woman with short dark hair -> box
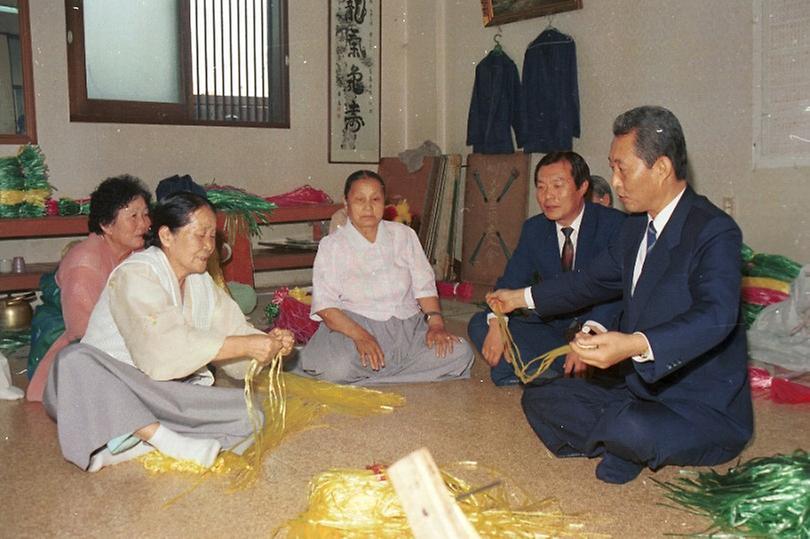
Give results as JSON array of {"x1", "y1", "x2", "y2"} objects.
[{"x1": 27, "y1": 175, "x2": 152, "y2": 402}]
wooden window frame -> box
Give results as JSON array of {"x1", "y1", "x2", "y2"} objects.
[
  {"x1": 0, "y1": 0, "x2": 37, "y2": 144},
  {"x1": 64, "y1": 0, "x2": 289, "y2": 128}
]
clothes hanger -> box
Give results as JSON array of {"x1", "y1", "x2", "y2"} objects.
[
  {"x1": 492, "y1": 26, "x2": 504, "y2": 55},
  {"x1": 533, "y1": 15, "x2": 571, "y2": 46}
]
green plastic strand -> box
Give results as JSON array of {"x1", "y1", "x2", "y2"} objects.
[
  {"x1": 657, "y1": 451, "x2": 810, "y2": 538},
  {"x1": 0, "y1": 330, "x2": 31, "y2": 354},
  {"x1": 205, "y1": 186, "x2": 276, "y2": 237},
  {"x1": 16, "y1": 144, "x2": 48, "y2": 184},
  {"x1": 741, "y1": 244, "x2": 802, "y2": 284}
]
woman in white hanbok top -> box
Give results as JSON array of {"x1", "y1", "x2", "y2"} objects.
[{"x1": 44, "y1": 192, "x2": 294, "y2": 471}]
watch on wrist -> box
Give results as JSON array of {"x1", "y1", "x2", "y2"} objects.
[{"x1": 423, "y1": 311, "x2": 443, "y2": 322}]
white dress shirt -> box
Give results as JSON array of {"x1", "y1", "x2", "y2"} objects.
[{"x1": 524, "y1": 205, "x2": 585, "y2": 309}]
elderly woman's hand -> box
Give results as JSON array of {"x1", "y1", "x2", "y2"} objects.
[
  {"x1": 221, "y1": 333, "x2": 292, "y2": 367},
  {"x1": 353, "y1": 330, "x2": 385, "y2": 371},
  {"x1": 425, "y1": 326, "x2": 462, "y2": 358},
  {"x1": 268, "y1": 328, "x2": 295, "y2": 357}
]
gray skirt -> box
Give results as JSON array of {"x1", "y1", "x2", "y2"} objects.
[
  {"x1": 43, "y1": 343, "x2": 255, "y2": 471},
  {"x1": 293, "y1": 311, "x2": 474, "y2": 385}
]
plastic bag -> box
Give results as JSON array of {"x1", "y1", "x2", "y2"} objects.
[
  {"x1": 747, "y1": 264, "x2": 810, "y2": 372},
  {"x1": 265, "y1": 185, "x2": 332, "y2": 206},
  {"x1": 27, "y1": 271, "x2": 65, "y2": 379},
  {"x1": 273, "y1": 296, "x2": 319, "y2": 344}
]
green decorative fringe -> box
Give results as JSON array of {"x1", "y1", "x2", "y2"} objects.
[
  {"x1": 0, "y1": 204, "x2": 21, "y2": 218},
  {"x1": 742, "y1": 303, "x2": 765, "y2": 329},
  {"x1": 264, "y1": 302, "x2": 280, "y2": 323},
  {"x1": 17, "y1": 203, "x2": 46, "y2": 217},
  {"x1": 0, "y1": 329, "x2": 31, "y2": 354},
  {"x1": 17, "y1": 144, "x2": 49, "y2": 189},
  {"x1": 57, "y1": 197, "x2": 88, "y2": 216},
  {"x1": 741, "y1": 243, "x2": 802, "y2": 284},
  {"x1": 0, "y1": 156, "x2": 24, "y2": 189},
  {"x1": 657, "y1": 450, "x2": 810, "y2": 538},
  {"x1": 206, "y1": 185, "x2": 276, "y2": 237}
]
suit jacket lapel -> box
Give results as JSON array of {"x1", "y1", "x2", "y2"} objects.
[
  {"x1": 574, "y1": 203, "x2": 596, "y2": 269},
  {"x1": 538, "y1": 216, "x2": 561, "y2": 278},
  {"x1": 625, "y1": 186, "x2": 694, "y2": 330}
]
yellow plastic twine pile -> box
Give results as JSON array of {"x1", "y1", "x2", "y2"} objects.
[
  {"x1": 278, "y1": 461, "x2": 604, "y2": 538},
  {"x1": 492, "y1": 309, "x2": 571, "y2": 384},
  {"x1": 140, "y1": 359, "x2": 405, "y2": 498}
]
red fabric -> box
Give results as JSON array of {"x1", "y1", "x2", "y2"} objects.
[
  {"x1": 741, "y1": 286, "x2": 789, "y2": 306},
  {"x1": 265, "y1": 185, "x2": 332, "y2": 206},
  {"x1": 273, "y1": 296, "x2": 319, "y2": 344},
  {"x1": 771, "y1": 377, "x2": 810, "y2": 404},
  {"x1": 436, "y1": 280, "x2": 474, "y2": 300},
  {"x1": 748, "y1": 367, "x2": 773, "y2": 390},
  {"x1": 748, "y1": 366, "x2": 810, "y2": 404},
  {"x1": 216, "y1": 212, "x2": 254, "y2": 287},
  {"x1": 383, "y1": 205, "x2": 398, "y2": 221}
]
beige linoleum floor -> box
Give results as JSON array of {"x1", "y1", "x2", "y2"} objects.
[{"x1": 1, "y1": 293, "x2": 809, "y2": 538}]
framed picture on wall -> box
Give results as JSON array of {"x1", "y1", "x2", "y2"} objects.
[
  {"x1": 328, "y1": 0, "x2": 381, "y2": 164},
  {"x1": 480, "y1": 0, "x2": 583, "y2": 27}
]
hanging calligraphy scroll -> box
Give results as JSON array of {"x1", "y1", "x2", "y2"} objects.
[{"x1": 328, "y1": 0, "x2": 381, "y2": 164}]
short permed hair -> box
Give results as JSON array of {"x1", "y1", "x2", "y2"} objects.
[{"x1": 88, "y1": 174, "x2": 152, "y2": 235}]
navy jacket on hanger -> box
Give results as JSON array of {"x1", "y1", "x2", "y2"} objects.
[
  {"x1": 521, "y1": 28, "x2": 580, "y2": 153},
  {"x1": 466, "y1": 50, "x2": 524, "y2": 154}
]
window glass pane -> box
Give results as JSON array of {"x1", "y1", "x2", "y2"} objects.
[
  {"x1": 0, "y1": 34, "x2": 15, "y2": 132},
  {"x1": 84, "y1": 0, "x2": 182, "y2": 103},
  {"x1": 190, "y1": 0, "x2": 285, "y2": 123}
]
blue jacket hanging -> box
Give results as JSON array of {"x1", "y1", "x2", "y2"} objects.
[
  {"x1": 466, "y1": 50, "x2": 524, "y2": 154},
  {"x1": 521, "y1": 28, "x2": 580, "y2": 153}
]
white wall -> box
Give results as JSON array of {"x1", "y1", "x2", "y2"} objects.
[
  {"x1": 0, "y1": 1, "x2": 410, "y2": 279},
  {"x1": 2, "y1": 0, "x2": 809, "y2": 270},
  {"x1": 428, "y1": 0, "x2": 809, "y2": 263}
]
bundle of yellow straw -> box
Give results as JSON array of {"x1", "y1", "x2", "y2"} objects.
[{"x1": 278, "y1": 462, "x2": 603, "y2": 538}]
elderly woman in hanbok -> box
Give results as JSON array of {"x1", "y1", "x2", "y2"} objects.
[
  {"x1": 44, "y1": 192, "x2": 294, "y2": 471},
  {"x1": 27, "y1": 175, "x2": 152, "y2": 402},
  {"x1": 296, "y1": 170, "x2": 474, "y2": 385}
]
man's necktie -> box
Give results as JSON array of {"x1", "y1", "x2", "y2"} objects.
[
  {"x1": 646, "y1": 221, "x2": 657, "y2": 254},
  {"x1": 561, "y1": 226, "x2": 574, "y2": 272}
]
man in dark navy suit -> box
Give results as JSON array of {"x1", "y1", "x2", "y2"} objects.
[
  {"x1": 467, "y1": 151, "x2": 625, "y2": 385},
  {"x1": 488, "y1": 106, "x2": 753, "y2": 483}
]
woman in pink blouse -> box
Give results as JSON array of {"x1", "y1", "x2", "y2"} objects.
[
  {"x1": 296, "y1": 170, "x2": 474, "y2": 385},
  {"x1": 26, "y1": 175, "x2": 152, "y2": 402}
]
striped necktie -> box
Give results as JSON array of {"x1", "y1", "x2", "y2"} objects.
[{"x1": 646, "y1": 221, "x2": 657, "y2": 254}]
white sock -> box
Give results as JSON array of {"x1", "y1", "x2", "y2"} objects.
[
  {"x1": 87, "y1": 441, "x2": 154, "y2": 472},
  {"x1": 146, "y1": 425, "x2": 221, "y2": 468}
]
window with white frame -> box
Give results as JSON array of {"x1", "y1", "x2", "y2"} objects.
[{"x1": 753, "y1": 0, "x2": 810, "y2": 168}]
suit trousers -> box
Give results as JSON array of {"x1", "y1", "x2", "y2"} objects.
[{"x1": 521, "y1": 376, "x2": 746, "y2": 470}]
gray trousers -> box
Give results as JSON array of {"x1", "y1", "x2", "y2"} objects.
[
  {"x1": 293, "y1": 312, "x2": 474, "y2": 385},
  {"x1": 44, "y1": 343, "x2": 255, "y2": 470}
]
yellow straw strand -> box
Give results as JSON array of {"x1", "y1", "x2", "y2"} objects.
[{"x1": 492, "y1": 309, "x2": 571, "y2": 384}]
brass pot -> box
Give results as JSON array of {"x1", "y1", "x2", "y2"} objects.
[{"x1": 0, "y1": 292, "x2": 35, "y2": 331}]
